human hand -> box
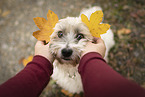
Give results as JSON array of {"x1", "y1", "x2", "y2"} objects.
[
  {"x1": 81, "y1": 37, "x2": 106, "y2": 58},
  {"x1": 35, "y1": 41, "x2": 54, "y2": 63}
]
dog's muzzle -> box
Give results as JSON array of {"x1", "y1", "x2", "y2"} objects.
[{"x1": 61, "y1": 48, "x2": 73, "y2": 60}]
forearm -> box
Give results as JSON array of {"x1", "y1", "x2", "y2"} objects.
[
  {"x1": 79, "y1": 52, "x2": 145, "y2": 97},
  {"x1": 0, "y1": 55, "x2": 53, "y2": 97}
]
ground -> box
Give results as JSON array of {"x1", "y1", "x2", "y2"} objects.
[{"x1": 0, "y1": 0, "x2": 145, "y2": 97}]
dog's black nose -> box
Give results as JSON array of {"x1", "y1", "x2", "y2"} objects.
[{"x1": 61, "y1": 48, "x2": 73, "y2": 57}]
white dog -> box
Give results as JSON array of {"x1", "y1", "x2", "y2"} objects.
[{"x1": 49, "y1": 6, "x2": 115, "y2": 94}]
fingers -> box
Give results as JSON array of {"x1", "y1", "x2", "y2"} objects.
[
  {"x1": 91, "y1": 37, "x2": 98, "y2": 44},
  {"x1": 96, "y1": 38, "x2": 104, "y2": 44},
  {"x1": 36, "y1": 41, "x2": 44, "y2": 45},
  {"x1": 93, "y1": 37, "x2": 99, "y2": 42},
  {"x1": 92, "y1": 37, "x2": 104, "y2": 44},
  {"x1": 36, "y1": 41, "x2": 51, "y2": 48}
]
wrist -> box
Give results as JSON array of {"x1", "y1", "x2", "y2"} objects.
[
  {"x1": 81, "y1": 51, "x2": 103, "y2": 58},
  {"x1": 35, "y1": 54, "x2": 54, "y2": 64}
]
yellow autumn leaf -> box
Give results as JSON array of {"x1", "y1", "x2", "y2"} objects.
[
  {"x1": 81, "y1": 14, "x2": 90, "y2": 28},
  {"x1": 117, "y1": 28, "x2": 131, "y2": 35},
  {"x1": 22, "y1": 55, "x2": 33, "y2": 67},
  {"x1": 117, "y1": 28, "x2": 131, "y2": 39},
  {"x1": 61, "y1": 89, "x2": 73, "y2": 97},
  {"x1": 33, "y1": 10, "x2": 59, "y2": 43},
  {"x1": 47, "y1": 10, "x2": 59, "y2": 27},
  {"x1": 33, "y1": 17, "x2": 47, "y2": 30},
  {"x1": 81, "y1": 11, "x2": 110, "y2": 38}
]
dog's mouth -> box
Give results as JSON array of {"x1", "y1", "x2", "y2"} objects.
[
  {"x1": 56, "y1": 56, "x2": 79, "y2": 65},
  {"x1": 62, "y1": 57, "x2": 71, "y2": 61}
]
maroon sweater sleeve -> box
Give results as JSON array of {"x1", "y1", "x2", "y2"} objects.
[
  {"x1": 0, "y1": 55, "x2": 53, "y2": 97},
  {"x1": 78, "y1": 52, "x2": 145, "y2": 97}
]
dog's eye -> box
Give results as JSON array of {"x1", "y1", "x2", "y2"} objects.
[
  {"x1": 58, "y1": 31, "x2": 63, "y2": 38},
  {"x1": 76, "y1": 34, "x2": 84, "y2": 40}
]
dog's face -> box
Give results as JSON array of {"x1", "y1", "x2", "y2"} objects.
[{"x1": 49, "y1": 17, "x2": 93, "y2": 65}]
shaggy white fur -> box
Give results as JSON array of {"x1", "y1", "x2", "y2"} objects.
[{"x1": 50, "y1": 6, "x2": 115, "y2": 94}]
